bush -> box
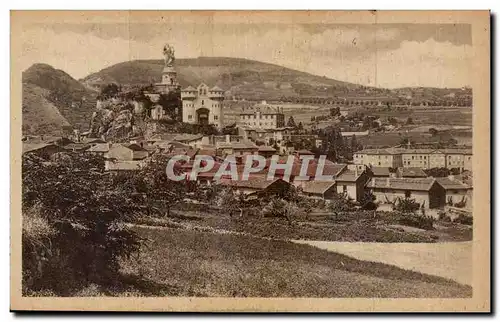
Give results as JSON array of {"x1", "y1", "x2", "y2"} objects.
[
  {"x1": 393, "y1": 197, "x2": 420, "y2": 213},
  {"x1": 438, "y1": 211, "x2": 452, "y2": 222},
  {"x1": 22, "y1": 153, "x2": 142, "y2": 295},
  {"x1": 453, "y1": 214, "x2": 473, "y2": 226},
  {"x1": 396, "y1": 213, "x2": 435, "y2": 230}
]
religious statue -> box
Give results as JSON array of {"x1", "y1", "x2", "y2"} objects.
[{"x1": 163, "y1": 44, "x2": 175, "y2": 67}]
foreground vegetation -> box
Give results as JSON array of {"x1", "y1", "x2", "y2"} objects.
[
  {"x1": 116, "y1": 226, "x2": 471, "y2": 298},
  {"x1": 22, "y1": 152, "x2": 472, "y2": 297}
]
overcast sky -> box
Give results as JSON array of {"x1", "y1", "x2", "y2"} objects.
[{"x1": 20, "y1": 22, "x2": 472, "y2": 88}]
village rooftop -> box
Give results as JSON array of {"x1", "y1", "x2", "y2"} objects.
[{"x1": 166, "y1": 154, "x2": 338, "y2": 182}]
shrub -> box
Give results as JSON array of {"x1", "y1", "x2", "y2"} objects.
[
  {"x1": 22, "y1": 153, "x2": 142, "y2": 295},
  {"x1": 396, "y1": 213, "x2": 435, "y2": 230},
  {"x1": 393, "y1": 197, "x2": 420, "y2": 213},
  {"x1": 453, "y1": 214, "x2": 473, "y2": 226},
  {"x1": 438, "y1": 211, "x2": 452, "y2": 222}
]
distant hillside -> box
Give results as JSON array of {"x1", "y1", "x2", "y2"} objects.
[
  {"x1": 22, "y1": 64, "x2": 97, "y2": 134},
  {"x1": 82, "y1": 57, "x2": 361, "y2": 101},
  {"x1": 82, "y1": 57, "x2": 472, "y2": 105}
]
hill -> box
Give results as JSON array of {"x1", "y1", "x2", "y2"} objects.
[
  {"x1": 22, "y1": 64, "x2": 97, "y2": 134},
  {"x1": 82, "y1": 57, "x2": 362, "y2": 101}
]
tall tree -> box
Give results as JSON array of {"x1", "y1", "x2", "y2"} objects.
[{"x1": 287, "y1": 116, "x2": 297, "y2": 128}]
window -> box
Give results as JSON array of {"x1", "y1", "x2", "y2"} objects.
[
  {"x1": 378, "y1": 162, "x2": 381, "y2": 166},
  {"x1": 202, "y1": 100, "x2": 204, "y2": 106},
  {"x1": 424, "y1": 156, "x2": 427, "y2": 159},
  {"x1": 343, "y1": 185, "x2": 347, "y2": 192},
  {"x1": 188, "y1": 115, "x2": 192, "y2": 120},
  {"x1": 419, "y1": 156, "x2": 422, "y2": 159},
  {"x1": 405, "y1": 191, "x2": 411, "y2": 198},
  {"x1": 214, "y1": 115, "x2": 218, "y2": 120},
  {"x1": 412, "y1": 156, "x2": 414, "y2": 160}
]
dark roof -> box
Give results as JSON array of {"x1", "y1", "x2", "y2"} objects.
[
  {"x1": 435, "y1": 177, "x2": 472, "y2": 190},
  {"x1": 23, "y1": 143, "x2": 58, "y2": 154},
  {"x1": 366, "y1": 178, "x2": 436, "y2": 191}
]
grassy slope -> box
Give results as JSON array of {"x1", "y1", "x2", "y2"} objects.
[
  {"x1": 22, "y1": 83, "x2": 71, "y2": 135},
  {"x1": 118, "y1": 226, "x2": 471, "y2": 298},
  {"x1": 22, "y1": 64, "x2": 97, "y2": 133}
]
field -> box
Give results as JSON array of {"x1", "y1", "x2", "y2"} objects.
[{"x1": 113, "y1": 226, "x2": 471, "y2": 298}]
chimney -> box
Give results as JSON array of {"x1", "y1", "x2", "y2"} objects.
[
  {"x1": 354, "y1": 167, "x2": 358, "y2": 177},
  {"x1": 386, "y1": 177, "x2": 390, "y2": 187},
  {"x1": 225, "y1": 134, "x2": 231, "y2": 143},
  {"x1": 407, "y1": 141, "x2": 411, "y2": 149}
]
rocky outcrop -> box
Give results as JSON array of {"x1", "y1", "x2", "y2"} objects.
[{"x1": 88, "y1": 98, "x2": 147, "y2": 141}]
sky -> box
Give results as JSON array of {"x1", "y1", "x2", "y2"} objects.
[{"x1": 20, "y1": 22, "x2": 473, "y2": 88}]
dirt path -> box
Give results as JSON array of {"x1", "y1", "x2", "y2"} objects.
[{"x1": 292, "y1": 240, "x2": 472, "y2": 286}]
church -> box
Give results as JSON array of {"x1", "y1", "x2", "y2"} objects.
[
  {"x1": 147, "y1": 44, "x2": 225, "y2": 127},
  {"x1": 181, "y1": 83, "x2": 225, "y2": 128}
]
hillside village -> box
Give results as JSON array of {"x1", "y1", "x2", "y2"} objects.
[
  {"x1": 23, "y1": 44, "x2": 473, "y2": 216},
  {"x1": 21, "y1": 44, "x2": 474, "y2": 298}
]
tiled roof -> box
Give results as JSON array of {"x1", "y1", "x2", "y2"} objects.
[
  {"x1": 356, "y1": 148, "x2": 406, "y2": 155},
  {"x1": 173, "y1": 134, "x2": 204, "y2": 142},
  {"x1": 435, "y1": 177, "x2": 472, "y2": 190},
  {"x1": 23, "y1": 143, "x2": 57, "y2": 154},
  {"x1": 217, "y1": 140, "x2": 258, "y2": 150},
  {"x1": 401, "y1": 149, "x2": 436, "y2": 154},
  {"x1": 366, "y1": 178, "x2": 436, "y2": 191},
  {"x1": 87, "y1": 143, "x2": 110, "y2": 153},
  {"x1": 371, "y1": 166, "x2": 391, "y2": 177},
  {"x1": 181, "y1": 86, "x2": 196, "y2": 91},
  {"x1": 336, "y1": 170, "x2": 363, "y2": 182},
  {"x1": 124, "y1": 143, "x2": 147, "y2": 151},
  {"x1": 302, "y1": 181, "x2": 336, "y2": 194},
  {"x1": 398, "y1": 167, "x2": 428, "y2": 177},
  {"x1": 63, "y1": 143, "x2": 90, "y2": 151}
]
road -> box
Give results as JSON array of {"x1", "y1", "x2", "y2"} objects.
[{"x1": 292, "y1": 240, "x2": 472, "y2": 286}]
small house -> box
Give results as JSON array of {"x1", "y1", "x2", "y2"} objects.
[
  {"x1": 301, "y1": 181, "x2": 337, "y2": 200},
  {"x1": 335, "y1": 169, "x2": 369, "y2": 201},
  {"x1": 366, "y1": 177, "x2": 446, "y2": 209}
]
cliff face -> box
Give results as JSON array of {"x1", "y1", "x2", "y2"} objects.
[{"x1": 88, "y1": 99, "x2": 147, "y2": 141}]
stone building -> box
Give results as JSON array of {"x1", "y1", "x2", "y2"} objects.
[
  {"x1": 181, "y1": 83, "x2": 225, "y2": 128},
  {"x1": 239, "y1": 101, "x2": 285, "y2": 130}
]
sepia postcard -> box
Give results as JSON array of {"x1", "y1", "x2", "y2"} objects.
[{"x1": 10, "y1": 10, "x2": 490, "y2": 312}]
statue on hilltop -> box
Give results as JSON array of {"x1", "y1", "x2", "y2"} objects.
[{"x1": 163, "y1": 44, "x2": 175, "y2": 67}]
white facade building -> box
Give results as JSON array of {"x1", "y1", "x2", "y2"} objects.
[{"x1": 181, "y1": 83, "x2": 225, "y2": 128}]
